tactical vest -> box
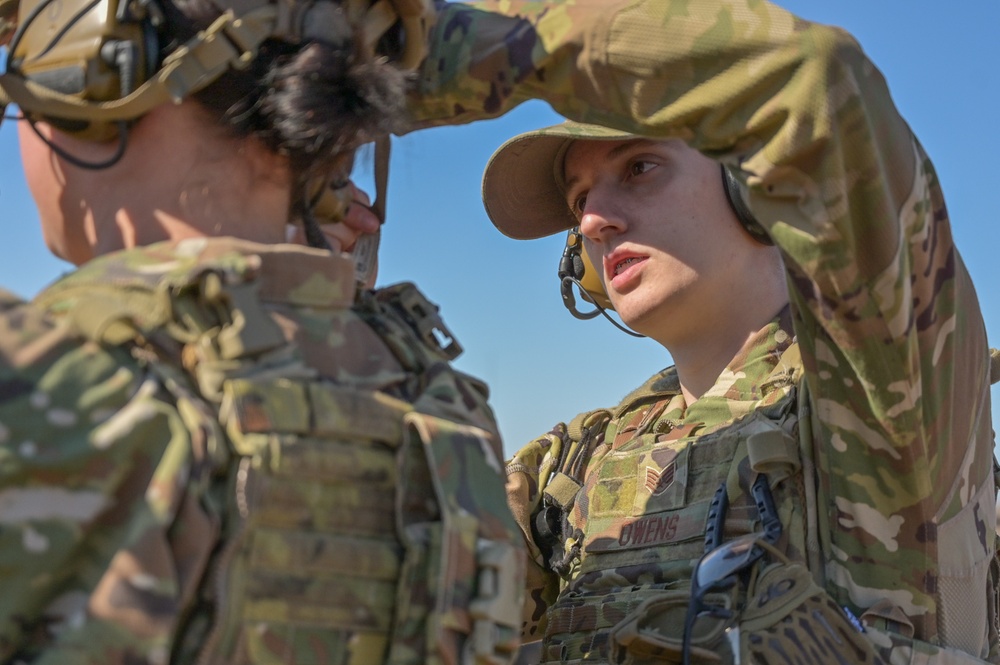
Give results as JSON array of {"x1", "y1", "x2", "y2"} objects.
[
  {"x1": 33, "y1": 239, "x2": 525, "y2": 665},
  {"x1": 524, "y1": 344, "x2": 1000, "y2": 665}
]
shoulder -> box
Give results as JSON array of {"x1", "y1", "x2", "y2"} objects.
[
  {"x1": 31, "y1": 239, "x2": 358, "y2": 360},
  {"x1": 0, "y1": 282, "x2": 160, "y2": 546},
  {"x1": 0, "y1": 273, "x2": 211, "y2": 659},
  {"x1": 0, "y1": 281, "x2": 134, "y2": 383},
  {"x1": 39, "y1": 238, "x2": 356, "y2": 311},
  {"x1": 507, "y1": 365, "x2": 676, "y2": 464}
]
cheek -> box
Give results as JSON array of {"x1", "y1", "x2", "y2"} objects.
[
  {"x1": 18, "y1": 123, "x2": 61, "y2": 226},
  {"x1": 17, "y1": 123, "x2": 82, "y2": 261},
  {"x1": 17, "y1": 122, "x2": 71, "y2": 212},
  {"x1": 18, "y1": 122, "x2": 52, "y2": 195}
]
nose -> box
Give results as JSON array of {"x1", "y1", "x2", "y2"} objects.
[{"x1": 578, "y1": 187, "x2": 626, "y2": 244}]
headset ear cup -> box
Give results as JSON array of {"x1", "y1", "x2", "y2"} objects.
[
  {"x1": 12, "y1": 0, "x2": 163, "y2": 139},
  {"x1": 140, "y1": 9, "x2": 160, "y2": 88},
  {"x1": 721, "y1": 165, "x2": 773, "y2": 246}
]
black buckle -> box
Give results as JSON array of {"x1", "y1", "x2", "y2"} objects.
[
  {"x1": 682, "y1": 475, "x2": 782, "y2": 665},
  {"x1": 396, "y1": 286, "x2": 463, "y2": 361}
]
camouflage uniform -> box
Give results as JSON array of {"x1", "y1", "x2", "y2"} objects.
[
  {"x1": 407, "y1": 0, "x2": 998, "y2": 662},
  {"x1": 0, "y1": 238, "x2": 524, "y2": 664}
]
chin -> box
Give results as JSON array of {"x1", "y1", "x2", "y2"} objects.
[
  {"x1": 613, "y1": 296, "x2": 678, "y2": 341},
  {"x1": 40, "y1": 230, "x2": 68, "y2": 262},
  {"x1": 41, "y1": 228, "x2": 90, "y2": 266},
  {"x1": 615, "y1": 307, "x2": 657, "y2": 336}
]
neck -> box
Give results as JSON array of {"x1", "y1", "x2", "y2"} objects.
[
  {"x1": 667, "y1": 256, "x2": 789, "y2": 404},
  {"x1": 91, "y1": 179, "x2": 289, "y2": 256},
  {"x1": 78, "y1": 102, "x2": 291, "y2": 261},
  {"x1": 670, "y1": 314, "x2": 773, "y2": 403}
]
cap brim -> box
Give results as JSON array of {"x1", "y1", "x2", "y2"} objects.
[{"x1": 482, "y1": 121, "x2": 635, "y2": 240}]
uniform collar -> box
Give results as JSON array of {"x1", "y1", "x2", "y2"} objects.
[
  {"x1": 683, "y1": 305, "x2": 796, "y2": 430},
  {"x1": 614, "y1": 305, "x2": 797, "y2": 431}
]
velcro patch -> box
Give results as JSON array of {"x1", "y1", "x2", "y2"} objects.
[
  {"x1": 632, "y1": 442, "x2": 689, "y2": 515},
  {"x1": 585, "y1": 500, "x2": 709, "y2": 553}
]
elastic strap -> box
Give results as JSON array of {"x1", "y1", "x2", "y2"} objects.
[{"x1": 0, "y1": 8, "x2": 277, "y2": 121}]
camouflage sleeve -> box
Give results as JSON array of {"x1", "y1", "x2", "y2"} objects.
[
  {"x1": 505, "y1": 427, "x2": 565, "y2": 641},
  {"x1": 413, "y1": 0, "x2": 994, "y2": 649},
  {"x1": 0, "y1": 300, "x2": 218, "y2": 662}
]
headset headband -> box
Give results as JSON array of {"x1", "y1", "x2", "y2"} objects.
[{"x1": 0, "y1": 0, "x2": 432, "y2": 126}]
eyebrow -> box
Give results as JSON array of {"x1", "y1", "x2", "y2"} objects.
[{"x1": 563, "y1": 139, "x2": 661, "y2": 195}]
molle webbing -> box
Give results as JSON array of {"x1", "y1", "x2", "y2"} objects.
[
  {"x1": 35, "y1": 244, "x2": 523, "y2": 665},
  {"x1": 545, "y1": 409, "x2": 612, "y2": 510},
  {"x1": 215, "y1": 378, "x2": 409, "y2": 663},
  {"x1": 393, "y1": 411, "x2": 523, "y2": 665},
  {"x1": 539, "y1": 429, "x2": 764, "y2": 663},
  {"x1": 217, "y1": 376, "x2": 522, "y2": 664},
  {"x1": 207, "y1": 293, "x2": 521, "y2": 663},
  {"x1": 534, "y1": 409, "x2": 610, "y2": 577},
  {"x1": 535, "y1": 353, "x2": 804, "y2": 664},
  {"x1": 358, "y1": 283, "x2": 465, "y2": 367}
]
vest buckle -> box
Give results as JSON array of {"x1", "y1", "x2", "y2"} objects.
[
  {"x1": 395, "y1": 285, "x2": 463, "y2": 360},
  {"x1": 468, "y1": 540, "x2": 523, "y2": 664}
]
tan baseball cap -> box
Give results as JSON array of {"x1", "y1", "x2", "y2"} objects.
[{"x1": 481, "y1": 120, "x2": 635, "y2": 240}]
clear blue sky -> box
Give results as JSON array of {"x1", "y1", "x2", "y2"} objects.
[{"x1": 0, "y1": 2, "x2": 997, "y2": 456}]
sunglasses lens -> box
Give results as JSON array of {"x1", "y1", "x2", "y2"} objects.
[{"x1": 694, "y1": 533, "x2": 761, "y2": 589}]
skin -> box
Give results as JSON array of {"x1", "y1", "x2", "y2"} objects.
[
  {"x1": 18, "y1": 101, "x2": 379, "y2": 266},
  {"x1": 563, "y1": 138, "x2": 789, "y2": 403}
]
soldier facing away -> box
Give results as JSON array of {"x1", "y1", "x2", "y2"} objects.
[
  {"x1": 404, "y1": 0, "x2": 997, "y2": 663},
  {"x1": 0, "y1": 0, "x2": 527, "y2": 662}
]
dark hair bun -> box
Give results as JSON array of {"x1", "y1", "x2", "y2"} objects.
[
  {"x1": 166, "y1": 0, "x2": 408, "y2": 176},
  {"x1": 251, "y1": 37, "x2": 409, "y2": 176}
]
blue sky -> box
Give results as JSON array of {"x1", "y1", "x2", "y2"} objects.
[{"x1": 0, "y1": 2, "x2": 997, "y2": 455}]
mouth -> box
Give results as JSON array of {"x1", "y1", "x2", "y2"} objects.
[
  {"x1": 606, "y1": 250, "x2": 648, "y2": 279},
  {"x1": 613, "y1": 256, "x2": 645, "y2": 276}
]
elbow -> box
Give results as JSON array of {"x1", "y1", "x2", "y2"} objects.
[{"x1": 803, "y1": 23, "x2": 868, "y2": 75}]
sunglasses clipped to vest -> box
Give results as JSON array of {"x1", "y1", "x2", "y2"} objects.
[{"x1": 607, "y1": 475, "x2": 888, "y2": 665}]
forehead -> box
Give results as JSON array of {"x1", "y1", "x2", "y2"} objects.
[
  {"x1": 562, "y1": 138, "x2": 684, "y2": 185},
  {"x1": 565, "y1": 138, "x2": 649, "y2": 170}
]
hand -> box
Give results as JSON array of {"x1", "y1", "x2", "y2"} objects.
[
  {"x1": 321, "y1": 183, "x2": 379, "y2": 253},
  {"x1": 287, "y1": 182, "x2": 379, "y2": 253}
]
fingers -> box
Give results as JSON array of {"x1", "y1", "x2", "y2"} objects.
[
  {"x1": 334, "y1": 184, "x2": 378, "y2": 251},
  {"x1": 285, "y1": 224, "x2": 344, "y2": 253},
  {"x1": 341, "y1": 187, "x2": 379, "y2": 239},
  {"x1": 351, "y1": 182, "x2": 372, "y2": 208},
  {"x1": 320, "y1": 223, "x2": 357, "y2": 253},
  {"x1": 288, "y1": 181, "x2": 379, "y2": 253}
]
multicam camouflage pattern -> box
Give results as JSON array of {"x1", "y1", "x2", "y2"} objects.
[
  {"x1": 604, "y1": 557, "x2": 890, "y2": 665},
  {"x1": 407, "y1": 0, "x2": 996, "y2": 662},
  {"x1": 739, "y1": 560, "x2": 888, "y2": 665},
  {"x1": 0, "y1": 237, "x2": 524, "y2": 664},
  {"x1": 508, "y1": 310, "x2": 808, "y2": 662}
]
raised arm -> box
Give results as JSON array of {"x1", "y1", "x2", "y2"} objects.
[{"x1": 410, "y1": 0, "x2": 994, "y2": 649}]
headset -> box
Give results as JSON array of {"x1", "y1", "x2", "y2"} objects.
[
  {"x1": 558, "y1": 164, "x2": 773, "y2": 335},
  {"x1": 1, "y1": 0, "x2": 433, "y2": 140},
  {"x1": 6, "y1": 0, "x2": 163, "y2": 143}
]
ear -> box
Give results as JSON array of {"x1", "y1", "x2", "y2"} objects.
[{"x1": 721, "y1": 165, "x2": 772, "y2": 246}]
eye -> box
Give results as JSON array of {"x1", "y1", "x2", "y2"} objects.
[
  {"x1": 628, "y1": 160, "x2": 657, "y2": 177},
  {"x1": 567, "y1": 192, "x2": 587, "y2": 219}
]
